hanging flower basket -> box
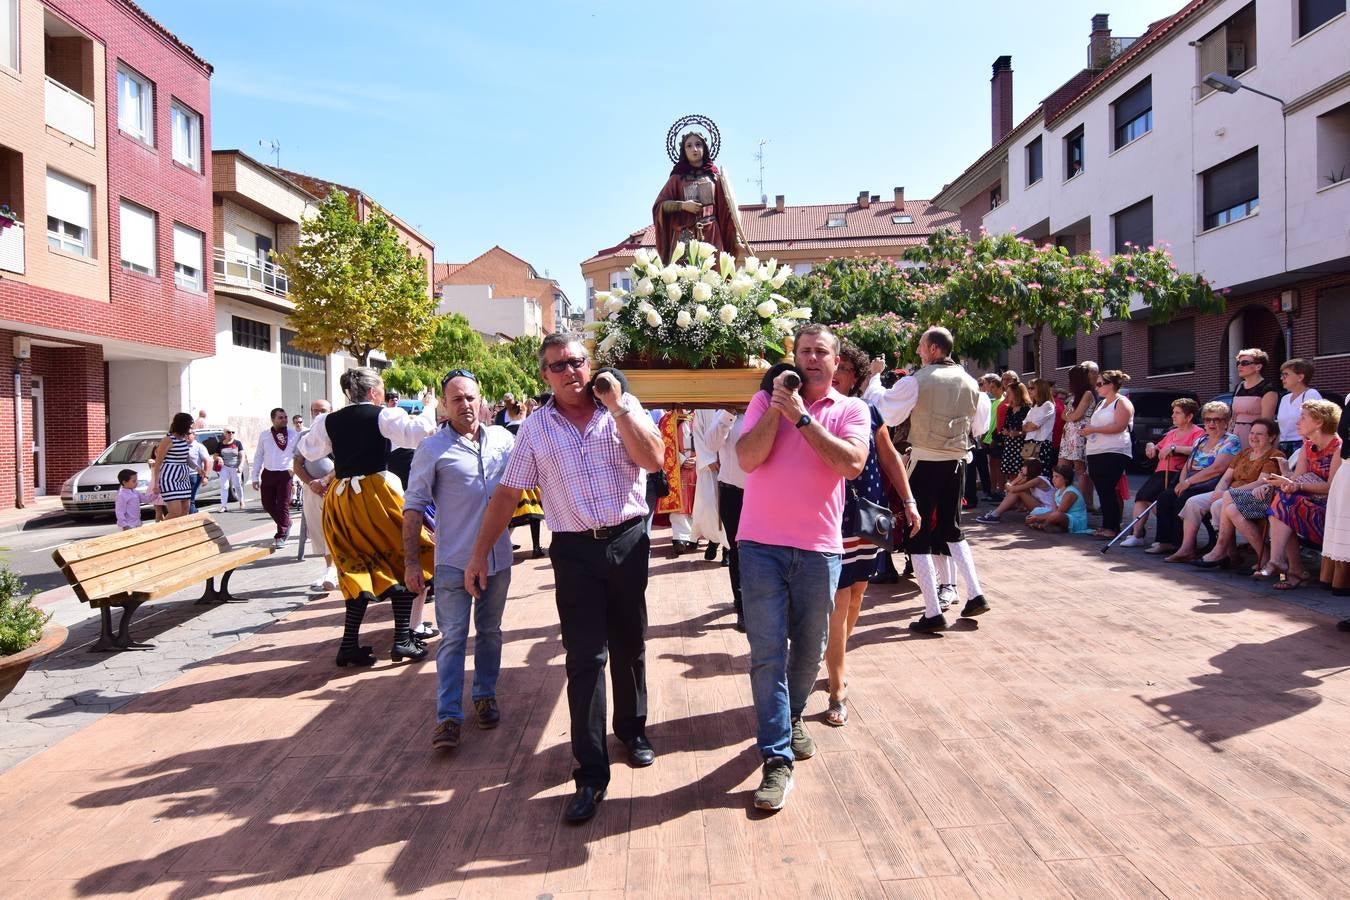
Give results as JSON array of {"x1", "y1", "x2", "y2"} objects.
[{"x1": 588, "y1": 241, "x2": 807, "y2": 406}]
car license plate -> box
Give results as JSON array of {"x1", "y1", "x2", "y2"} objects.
[{"x1": 80, "y1": 491, "x2": 116, "y2": 502}]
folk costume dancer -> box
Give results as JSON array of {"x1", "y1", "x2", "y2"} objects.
[
  {"x1": 297, "y1": 367, "x2": 438, "y2": 667},
  {"x1": 878, "y1": 327, "x2": 992, "y2": 632}
]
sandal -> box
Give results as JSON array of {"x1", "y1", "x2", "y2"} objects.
[
  {"x1": 1251, "y1": 565, "x2": 1286, "y2": 581},
  {"x1": 825, "y1": 697, "x2": 849, "y2": 727},
  {"x1": 1274, "y1": 573, "x2": 1309, "y2": 591}
]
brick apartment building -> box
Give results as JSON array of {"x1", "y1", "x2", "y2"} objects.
[
  {"x1": 580, "y1": 188, "x2": 959, "y2": 320},
  {"x1": 434, "y1": 246, "x2": 572, "y2": 338},
  {"x1": 932, "y1": 3, "x2": 1350, "y2": 400},
  {"x1": 0, "y1": 0, "x2": 212, "y2": 509}
]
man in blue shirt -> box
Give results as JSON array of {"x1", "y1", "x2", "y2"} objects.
[{"x1": 403, "y1": 369, "x2": 516, "y2": 751}]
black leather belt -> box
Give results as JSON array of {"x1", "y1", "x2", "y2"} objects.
[{"x1": 562, "y1": 517, "x2": 642, "y2": 540}]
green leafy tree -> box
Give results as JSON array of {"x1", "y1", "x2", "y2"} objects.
[
  {"x1": 383, "y1": 314, "x2": 545, "y2": 402},
  {"x1": 278, "y1": 189, "x2": 435, "y2": 365},
  {"x1": 900, "y1": 229, "x2": 1225, "y2": 375},
  {"x1": 778, "y1": 256, "x2": 919, "y2": 325}
]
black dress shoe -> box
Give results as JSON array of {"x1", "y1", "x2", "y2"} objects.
[
  {"x1": 909, "y1": 613, "x2": 949, "y2": 633},
  {"x1": 564, "y1": 785, "x2": 606, "y2": 823},
  {"x1": 391, "y1": 639, "x2": 429, "y2": 662},
  {"x1": 336, "y1": 645, "x2": 376, "y2": 667},
  {"x1": 960, "y1": 595, "x2": 991, "y2": 617},
  {"x1": 626, "y1": 736, "x2": 656, "y2": 767},
  {"x1": 704, "y1": 542, "x2": 720, "y2": 561}
]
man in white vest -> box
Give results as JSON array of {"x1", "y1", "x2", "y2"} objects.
[{"x1": 878, "y1": 326, "x2": 991, "y2": 632}]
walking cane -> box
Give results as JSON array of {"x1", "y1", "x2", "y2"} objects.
[{"x1": 1102, "y1": 500, "x2": 1158, "y2": 553}]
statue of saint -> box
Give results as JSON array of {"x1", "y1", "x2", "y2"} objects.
[{"x1": 652, "y1": 115, "x2": 750, "y2": 265}]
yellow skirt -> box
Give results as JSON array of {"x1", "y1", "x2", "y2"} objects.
[
  {"x1": 511, "y1": 486, "x2": 544, "y2": 526},
  {"x1": 322, "y1": 472, "x2": 433, "y2": 602}
]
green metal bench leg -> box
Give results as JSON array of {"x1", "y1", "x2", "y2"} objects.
[{"x1": 90, "y1": 602, "x2": 152, "y2": 652}]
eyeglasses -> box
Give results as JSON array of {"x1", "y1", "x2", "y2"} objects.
[
  {"x1": 441, "y1": 367, "x2": 478, "y2": 387},
  {"x1": 1236, "y1": 359, "x2": 1257, "y2": 366},
  {"x1": 545, "y1": 357, "x2": 589, "y2": 374},
  {"x1": 1095, "y1": 380, "x2": 1108, "y2": 387},
  {"x1": 1203, "y1": 417, "x2": 1227, "y2": 423}
]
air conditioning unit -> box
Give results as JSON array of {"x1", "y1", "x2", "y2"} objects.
[{"x1": 1227, "y1": 43, "x2": 1246, "y2": 72}]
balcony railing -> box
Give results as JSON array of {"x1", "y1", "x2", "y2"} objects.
[
  {"x1": 214, "y1": 247, "x2": 289, "y2": 297},
  {"x1": 0, "y1": 220, "x2": 23, "y2": 274},
  {"x1": 44, "y1": 76, "x2": 95, "y2": 146}
]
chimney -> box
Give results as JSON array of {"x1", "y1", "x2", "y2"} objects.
[
  {"x1": 991, "y1": 55, "x2": 1013, "y2": 146},
  {"x1": 893, "y1": 186, "x2": 905, "y2": 210},
  {"x1": 775, "y1": 194, "x2": 785, "y2": 213},
  {"x1": 857, "y1": 190, "x2": 870, "y2": 209},
  {"x1": 1089, "y1": 13, "x2": 1112, "y2": 67}
]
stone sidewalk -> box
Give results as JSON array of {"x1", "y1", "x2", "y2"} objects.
[{"x1": 1, "y1": 519, "x2": 1348, "y2": 898}]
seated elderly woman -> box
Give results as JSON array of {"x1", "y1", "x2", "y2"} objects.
[
  {"x1": 1193, "y1": 417, "x2": 1285, "y2": 569},
  {"x1": 1259, "y1": 398, "x2": 1343, "y2": 589},
  {"x1": 1119, "y1": 398, "x2": 1203, "y2": 548},
  {"x1": 1149, "y1": 401, "x2": 1240, "y2": 559}
]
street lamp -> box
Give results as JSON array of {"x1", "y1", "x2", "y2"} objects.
[
  {"x1": 1201, "y1": 72, "x2": 1286, "y2": 106},
  {"x1": 1202, "y1": 72, "x2": 1291, "y2": 361}
]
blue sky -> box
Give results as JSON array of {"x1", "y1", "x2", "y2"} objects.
[{"x1": 140, "y1": 0, "x2": 1185, "y2": 306}]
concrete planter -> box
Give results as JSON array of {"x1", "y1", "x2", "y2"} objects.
[{"x1": 0, "y1": 624, "x2": 68, "y2": 703}]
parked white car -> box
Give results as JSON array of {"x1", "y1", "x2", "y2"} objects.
[{"x1": 60, "y1": 429, "x2": 230, "y2": 518}]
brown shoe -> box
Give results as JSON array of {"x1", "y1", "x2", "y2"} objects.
[
  {"x1": 431, "y1": 719, "x2": 461, "y2": 751},
  {"x1": 474, "y1": 697, "x2": 500, "y2": 730}
]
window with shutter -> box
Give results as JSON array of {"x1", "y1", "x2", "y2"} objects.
[
  {"x1": 1064, "y1": 127, "x2": 1085, "y2": 179},
  {"x1": 1317, "y1": 284, "x2": 1350, "y2": 356},
  {"x1": 118, "y1": 201, "x2": 156, "y2": 275},
  {"x1": 1098, "y1": 333, "x2": 1123, "y2": 371},
  {"x1": 1202, "y1": 148, "x2": 1259, "y2": 230},
  {"x1": 1197, "y1": 3, "x2": 1256, "y2": 95},
  {"x1": 1113, "y1": 198, "x2": 1153, "y2": 253},
  {"x1": 1299, "y1": 0, "x2": 1345, "y2": 36},
  {"x1": 173, "y1": 223, "x2": 203, "y2": 291},
  {"x1": 1149, "y1": 320, "x2": 1195, "y2": 375},
  {"x1": 46, "y1": 170, "x2": 91, "y2": 256},
  {"x1": 1026, "y1": 137, "x2": 1043, "y2": 185},
  {"x1": 1112, "y1": 78, "x2": 1152, "y2": 149}
]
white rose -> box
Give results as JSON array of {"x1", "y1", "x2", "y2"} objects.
[
  {"x1": 646, "y1": 308, "x2": 663, "y2": 327},
  {"x1": 718, "y1": 304, "x2": 738, "y2": 325},
  {"x1": 676, "y1": 310, "x2": 692, "y2": 329},
  {"x1": 699, "y1": 241, "x2": 717, "y2": 262},
  {"x1": 755, "y1": 299, "x2": 776, "y2": 318},
  {"x1": 671, "y1": 240, "x2": 686, "y2": 263},
  {"x1": 772, "y1": 317, "x2": 792, "y2": 333},
  {"x1": 595, "y1": 291, "x2": 611, "y2": 305},
  {"x1": 660, "y1": 266, "x2": 678, "y2": 285},
  {"x1": 692, "y1": 281, "x2": 712, "y2": 302},
  {"x1": 681, "y1": 265, "x2": 700, "y2": 281},
  {"x1": 633, "y1": 248, "x2": 649, "y2": 268},
  {"x1": 730, "y1": 274, "x2": 755, "y2": 297},
  {"x1": 666, "y1": 283, "x2": 683, "y2": 302},
  {"x1": 755, "y1": 267, "x2": 771, "y2": 282},
  {"x1": 634, "y1": 277, "x2": 654, "y2": 297},
  {"x1": 606, "y1": 297, "x2": 626, "y2": 316},
  {"x1": 744, "y1": 256, "x2": 760, "y2": 275},
  {"x1": 599, "y1": 332, "x2": 619, "y2": 354},
  {"x1": 701, "y1": 270, "x2": 721, "y2": 287},
  {"x1": 637, "y1": 300, "x2": 654, "y2": 314},
  {"x1": 694, "y1": 304, "x2": 711, "y2": 323},
  {"x1": 611, "y1": 287, "x2": 627, "y2": 298}
]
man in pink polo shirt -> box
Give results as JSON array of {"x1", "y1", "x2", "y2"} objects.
[{"x1": 735, "y1": 324, "x2": 870, "y2": 811}]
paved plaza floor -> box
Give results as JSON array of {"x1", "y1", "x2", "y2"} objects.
[{"x1": 2, "y1": 520, "x2": 1349, "y2": 898}]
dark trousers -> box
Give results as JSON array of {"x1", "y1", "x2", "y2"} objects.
[
  {"x1": 718, "y1": 482, "x2": 745, "y2": 614},
  {"x1": 1154, "y1": 478, "x2": 1220, "y2": 545},
  {"x1": 905, "y1": 459, "x2": 964, "y2": 556},
  {"x1": 963, "y1": 445, "x2": 993, "y2": 504},
  {"x1": 551, "y1": 519, "x2": 650, "y2": 789},
  {"x1": 260, "y1": 468, "x2": 293, "y2": 539},
  {"x1": 1087, "y1": 452, "x2": 1131, "y2": 532}
]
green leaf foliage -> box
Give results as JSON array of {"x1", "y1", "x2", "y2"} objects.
[
  {"x1": 276, "y1": 190, "x2": 437, "y2": 365},
  {"x1": 382, "y1": 314, "x2": 546, "y2": 402},
  {"x1": 0, "y1": 565, "x2": 49, "y2": 656}
]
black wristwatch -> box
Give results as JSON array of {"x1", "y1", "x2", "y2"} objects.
[{"x1": 795, "y1": 413, "x2": 812, "y2": 429}]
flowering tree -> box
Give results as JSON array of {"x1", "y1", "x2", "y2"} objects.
[
  {"x1": 832, "y1": 313, "x2": 921, "y2": 365},
  {"x1": 778, "y1": 256, "x2": 920, "y2": 326},
  {"x1": 899, "y1": 229, "x2": 1225, "y2": 374}
]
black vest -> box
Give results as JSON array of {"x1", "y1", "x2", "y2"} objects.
[{"x1": 326, "y1": 403, "x2": 391, "y2": 478}]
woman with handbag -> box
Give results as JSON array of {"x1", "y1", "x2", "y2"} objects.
[
  {"x1": 823, "y1": 343, "x2": 920, "y2": 727},
  {"x1": 1023, "y1": 379, "x2": 1057, "y2": 471},
  {"x1": 1261, "y1": 399, "x2": 1342, "y2": 588}
]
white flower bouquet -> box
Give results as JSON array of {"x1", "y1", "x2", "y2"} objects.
[{"x1": 588, "y1": 241, "x2": 810, "y2": 368}]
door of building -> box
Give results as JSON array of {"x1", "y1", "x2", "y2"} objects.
[
  {"x1": 280, "y1": 328, "x2": 327, "y2": 424},
  {"x1": 30, "y1": 376, "x2": 46, "y2": 495},
  {"x1": 255, "y1": 235, "x2": 275, "y2": 292}
]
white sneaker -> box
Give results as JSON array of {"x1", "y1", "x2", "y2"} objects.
[
  {"x1": 308, "y1": 578, "x2": 327, "y2": 593},
  {"x1": 271, "y1": 537, "x2": 286, "y2": 550},
  {"x1": 322, "y1": 567, "x2": 339, "y2": 591},
  {"x1": 1118, "y1": 535, "x2": 1146, "y2": 548}
]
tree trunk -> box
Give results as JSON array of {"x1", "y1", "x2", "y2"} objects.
[{"x1": 1032, "y1": 324, "x2": 1044, "y2": 379}]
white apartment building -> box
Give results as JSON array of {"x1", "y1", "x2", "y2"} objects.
[
  {"x1": 934, "y1": 1, "x2": 1349, "y2": 397},
  {"x1": 436, "y1": 283, "x2": 544, "y2": 339}
]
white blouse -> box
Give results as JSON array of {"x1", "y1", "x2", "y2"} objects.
[
  {"x1": 1025, "y1": 401, "x2": 1056, "y2": 442},
  {"x1": 1277, "y1": 388, "x2": 1322, "y2": 442}
]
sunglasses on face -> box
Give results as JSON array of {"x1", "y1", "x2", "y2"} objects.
[
  {"x1": 1203, "y1": 417, "x2": 1226, "y2": 423},
  {"x1": 1095, "y1": 380, "x2": 1107, "y2": 387},
  {"x1": 545, "y1": 357, "x2": 588, "y2": 374},
  {"x1": 1236, "y1": 359, "x2": 1257, "y2": 366}
]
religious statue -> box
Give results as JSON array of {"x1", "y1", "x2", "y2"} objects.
[{"x1": 652, "y1": 114, "x2": 750, "y2": 265}]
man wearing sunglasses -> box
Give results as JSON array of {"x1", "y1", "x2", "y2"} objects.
[
  {"x1": 464, "y1": 333, "x2": 663, "y2": 824},
  {"x1": 404, "y1": 369, "x2": 515, "y2": 752}
]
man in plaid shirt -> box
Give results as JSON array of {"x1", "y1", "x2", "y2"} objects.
[{"x1": 465, "y1": 333, "x2": 664, "y2": 824}]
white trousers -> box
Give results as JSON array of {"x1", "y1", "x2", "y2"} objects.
[
  {"x1": 301, "y1": 482, "x2": 328, "y2": 556},
  {"x1": 219, "y1": 466, "x2": 244, "y2": 508}
]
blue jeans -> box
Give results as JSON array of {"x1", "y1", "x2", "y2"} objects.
[
  {"x1": 738, "y1": 540, "x2": 840, "y2": 764},
  {"x1": 434, "y1": 564, "x2": 509, "y2": 723}
]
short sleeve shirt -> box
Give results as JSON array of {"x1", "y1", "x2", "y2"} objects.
[
  {"x1": 738, "y1": 388, "x2": 871, "y2": 553},
  {"x1": 1190, "y1": 431, "x2": 1242, "y2": 470}
]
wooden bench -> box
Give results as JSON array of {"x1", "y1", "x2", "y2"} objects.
[{"x1": 51, "y1": 513, "x2": 272, "y2": 652}]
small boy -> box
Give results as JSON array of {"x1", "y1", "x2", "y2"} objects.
[{"x1": 115, "y1": 468, "x2": 141, "y2": 530}]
